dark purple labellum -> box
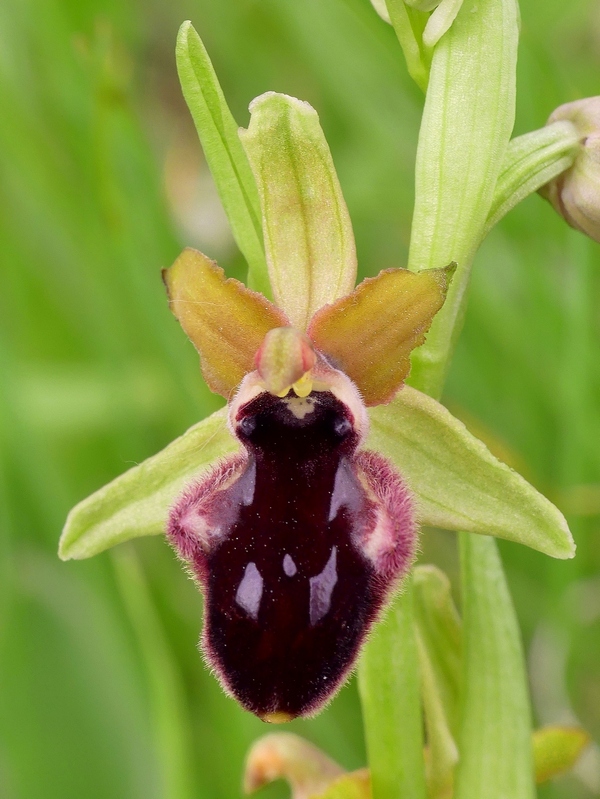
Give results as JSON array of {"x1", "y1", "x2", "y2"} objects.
[{"x1": 168, "y1": 387, "x2": 416, "y2": 720}]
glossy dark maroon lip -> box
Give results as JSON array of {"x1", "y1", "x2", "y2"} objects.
[{"x1": 167, "y1": 387, "x2": 416, "y2": 720}]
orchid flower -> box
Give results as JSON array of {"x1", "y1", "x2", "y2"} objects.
[{"x1": 59, "y1": 29, "x2": 574, "y2": 725}]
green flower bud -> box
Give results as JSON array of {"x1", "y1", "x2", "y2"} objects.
[{"x1": 540, "y1": 97, "x2": 600, "y2": 243}]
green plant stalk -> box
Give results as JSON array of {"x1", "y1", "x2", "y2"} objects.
[
  {"x1": 358, "y1": 580, "x2": 427, "y2": 799},
  {"x1": 407, "y1": 0, "x2": 519, "y2": 399},
  {"x1": 485, "y1": 120, "x2": 581, "y2": 235},
  {"x1": 454, "y1": 535, "x2": 535, "y2": 798},
  {"x1": 358, "y1": 0, "x2": 537, "y2": 797}
]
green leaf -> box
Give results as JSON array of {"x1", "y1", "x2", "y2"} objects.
[
  {"x1": 406, "y1": 0, "x2": 520, "y2": 397},
  {"x1": 366, "y1": 385, "x2": 575, "y2": 559},
  {"x1": 176, "y1": 22, "x2": 270, "y2": 297},
  {"x1": 358, "y1": 581, "x2": 427, "y2": 799},
  {"x1": 239, "y1": 92, "x2": 357, "y2": 331},
  {"x1": 413, "y1": 565, "x2": 461, "y2": 799},
  {"x1": 454, "y1": 535, "x2": 535, "y2": 799},
  {"x1": 485, "y1": 120, "x2": 580, "y2": 235},
  {"x1": 533, "y1": 725, "x2": 590, "y2": 784},
  {"x1": 59, "y1": 408, "x2": 237, "y2": 560}
]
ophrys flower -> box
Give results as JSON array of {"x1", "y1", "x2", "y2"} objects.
[{"x1": 59, "y1": 87, "x2": 574, "y2": 723}]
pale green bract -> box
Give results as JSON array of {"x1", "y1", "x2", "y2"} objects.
[
  {"x1": 407, "y1": 0, "x2": 520, "y2": 397},
  {"x1": 485, "y1": 119, "x2": 581, "y2": 235}
]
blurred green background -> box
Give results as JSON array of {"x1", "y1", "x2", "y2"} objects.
[{"x1": 0, "y1": 0, "x2": 599, "y2": 796}]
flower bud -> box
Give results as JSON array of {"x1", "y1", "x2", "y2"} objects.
[{"x1": 539, "y1": 97, "x2": 600, "y2": 243}]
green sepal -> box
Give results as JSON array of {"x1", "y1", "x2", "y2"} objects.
[
  {"x1": 176, "y1": 22, "x2": 270, "y2": 297},
  {"x1": 59, "y1": 408, "x2": 238, "y2": 560},
  {"x1": 239, "y1": 92, "x2": 357, "y2": 331},
  {"x1": 454, "y1": 535, "x2": 535, "y2": 799},
  {"x1": 366, "y1": 385, "x2": 575, "y2": 559}
]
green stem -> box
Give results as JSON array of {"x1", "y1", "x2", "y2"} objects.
[
  {"x1": 454, "y1": 535, "x2": 535, "y2": 799},
  {"x1": 384, "y1": 0, "x2": 430, "y2": 92},
  {"x1": 358, "y1": 580, "x2": 427, "y2": 799},
  {"x1": 485, "y1": 120, "x2": 581, "y2": 235},
  {"x1": 359, "y1": 0, "x2": 538, "y2": 796}
]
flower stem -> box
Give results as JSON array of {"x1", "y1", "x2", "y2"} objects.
[
  {"x1": 359, "y1": 0, "x2": 538, "y2": 796},
  {"x1": 358, "y1": 580, "x2": 427, "y2": 799},
  {"x1": 453, "y1": 535, "x2": 535, "y2": 799}
]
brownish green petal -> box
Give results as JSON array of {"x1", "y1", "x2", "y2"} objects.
[
  {"x1": 308, "y1": 264, "x2": 454, "y2": 406},
  {"x1": 163, "y1": 247, "x2": 288, "y2": 397}
]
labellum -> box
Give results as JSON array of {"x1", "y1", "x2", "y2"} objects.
[{"x1": 167, "y1": 364, "x2": 416, "y2": 720}]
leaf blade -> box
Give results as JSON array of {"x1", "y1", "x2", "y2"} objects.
[
  {"x1": 454, "y1": 535, "x2": 535, "y2": 799},
  {"x1": 358, "y1": 583, "x2": 427, "y2": 799}
]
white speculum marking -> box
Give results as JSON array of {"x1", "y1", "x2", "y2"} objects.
[
  {"x1": 240, "y1": 459, "x2": 256, "y2": 506},
  {"x1": 309, "y1": 546, "x2": 338, "y2": 626},
  {"x1": 283, "y1": 396, "x2": 317, "y2": 420},
  {"x1": 328, "y1": 460, "x2": 354, "y2": 522},
  {"x1": 283, "y1": 553, "x2": 297, "y2": 577},
  {"x1": 236, "y1": 562, "x2": 263, "y2": 619}
]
